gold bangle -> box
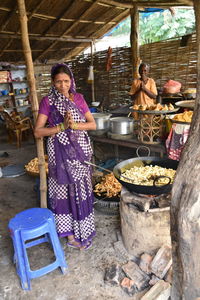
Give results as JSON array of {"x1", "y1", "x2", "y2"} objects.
[
  {"x1": 56, "y1": 124, "x2": 61, "y2": 133},
  {"x1": 60, "y1": 122, "x2": 65, "y2": 131},
  {"x1": 72, "y1": 122, "x2": 78, "y2": 130}
]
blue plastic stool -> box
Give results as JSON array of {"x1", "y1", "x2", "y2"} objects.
[{"x1": 8, "y1": 208, "x2": 68, "y2": 290}]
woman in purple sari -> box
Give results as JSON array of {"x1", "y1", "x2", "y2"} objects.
[{"x1": 34, "y1": 63, "x2": 96, "y2": 249}]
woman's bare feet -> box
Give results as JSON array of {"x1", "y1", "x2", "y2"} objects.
[
  {"x1": 80, "y1": 240, "x2": 92, "y2": 250},
  {"x1": 67, "y1": 235, "x2": 81, "y2": 248}
]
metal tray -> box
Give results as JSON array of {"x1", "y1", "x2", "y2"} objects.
[
  {"x1": 175, "y1": 100, "x2": 195, "y2": 109},
  {"x1": 171, "y1": 119, "x2": 191, "y2": 125},
  {"x1": 130, "y1": 107, "x2": 179, "y2": 115}
]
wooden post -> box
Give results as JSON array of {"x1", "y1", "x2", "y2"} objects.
[
  {"x1": 91, "y1": 41, "x2": 95, "y2": 103},
  {"x1": 171, "y1": 0, "x2": 200, "y2": 298},
  {"x1": 17, "y1": 0, "x2": 47, "y2": 208},
  {"x1": 130, "y1": 5, "x2": 140, "y2": 79}
]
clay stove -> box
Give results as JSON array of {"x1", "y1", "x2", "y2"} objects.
[{"x1": 120, "y1": 187, "x2": 171, "y2": 256}]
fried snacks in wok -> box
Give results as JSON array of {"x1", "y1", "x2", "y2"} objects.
[
  {"x1": 120, "y1": 165, "x2": 176, "y2": 186},
  {"x1": 94, "y1": 173, "x2": 121, "y2": 198}
]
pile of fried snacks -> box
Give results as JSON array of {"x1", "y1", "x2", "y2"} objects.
[
  {"x1": 120, "y1": 165, "x2": 176, "y2": 186},
  {"x1": 172, "y1": 110, "x2": 193, "y2": 123},
  {"x1": 132, "y1": 103, "x2": 175, "y2": 112},
  {"x1": 94, "y1": 173, "x2": 121, "y2": 198},
  {"x1": 25, "y1": 155, "x2": 48, "y2": 174}
]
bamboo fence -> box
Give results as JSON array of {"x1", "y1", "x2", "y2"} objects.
[{"x1": 35, "y1": 33, "x2": 197, "y2": 107}]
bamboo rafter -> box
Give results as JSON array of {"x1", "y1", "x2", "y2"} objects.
[
  {"x1": 0, "y1": 6, "x2": 117, "y2": 25},
  {"x1": 34, "y1": 0, "x2": 100, "y2": 61},
  {"x1": 28, "y1": 0, "x2": 47, "y2": 21},
  {"x1": 0, "y1": 4, "x2": 17, "y2": 31},
  {"x1": 0, "y1": 1, "x2": 49, "y2": 59},
  {"x1": 1, "y1": 47, "x2": 78, "y2": 52},
  {"x1": 98, "y1": 0, "x2": 192, "y2": 7},
  {"x1": 63, "y1": 8, "x2": 130, "y2": 60},
  {"x1": 98, "y1": 0, "x2": 133, "y2": 8},
  {"x1": 0, "y1": 32, "x2": 95, "y2": 42},
  {"x1": 0, "y1": 40, "x2": 13, "y2": 58},
  {"x1": 34, "y1": 6, "x2": 129, "y2": 61},
  {"x1": 29, "y1": 0, "x2": 89, "y2": 57}
]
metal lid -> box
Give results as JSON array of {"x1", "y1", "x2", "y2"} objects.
[{"x1": 110, "y1": 117, "x2": 133, "y2": 122}]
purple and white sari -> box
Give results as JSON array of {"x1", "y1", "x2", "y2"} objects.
[{"x1": 46, "y1": 86, "x2": 95, "y2": 246}]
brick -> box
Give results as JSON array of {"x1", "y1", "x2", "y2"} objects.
[
  {"x1": 139, "y1": 253, "x2": 153, "y2": 274},
  {"x1": 150, "y1": 245, "x2": 172, "y2": 279},
  {"x1": 104, "y1": 264, "x2": 125, "y2": 286},
  {"x1": 141, "y1": 280, "x2": 171, "y2": 300},
  {"x1": 120, "y1": 277, "x2": 137, "y2": 296},
  {"x1": 122, "y1": 261, "x2": 150, "y2": 291}
]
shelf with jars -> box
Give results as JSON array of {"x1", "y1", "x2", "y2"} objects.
[{"x1": 0, "y1": 68, "x2": 30, "y2": 113}]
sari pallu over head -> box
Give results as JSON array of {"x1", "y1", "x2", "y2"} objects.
[{"x1": 47, "y1": 64, "x2": 93, "y2": 185}]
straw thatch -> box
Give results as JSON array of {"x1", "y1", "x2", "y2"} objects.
[{"x1": 0, "y1": 0, "x2": 193, "y2": 64}]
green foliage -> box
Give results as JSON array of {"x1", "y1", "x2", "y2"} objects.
[
  {"x1": 108, "y1": 8, "x2": 195, "y2": 45},
  {"x1": 139, "y1": 8, "x2": 195, "y2": 44}
]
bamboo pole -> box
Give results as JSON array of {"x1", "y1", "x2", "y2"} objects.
[
  {"x1": 17, "y1": 0, "x2": 47, "y2": 208},
  {"x1": 90, "y1": 41, "x2": 95, "y2": 103},
  {"x1": 130, "y1": 5, "x2": 140, "y2": 79}
]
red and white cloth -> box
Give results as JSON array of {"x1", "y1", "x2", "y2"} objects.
[{"x1": 166, "y1": 123, "x2": 190, "y2": 161}]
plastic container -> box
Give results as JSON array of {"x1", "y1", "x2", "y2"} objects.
[
  {"x1": 1, "y1": 89, "x2": 9, "y2": 96},
  {"x1": 89, "y1": 107, "x2": 97, "y2": 113}
]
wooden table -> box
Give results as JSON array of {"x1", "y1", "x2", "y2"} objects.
[{"x1": 90, "y1": 135, "x2": 166, "y2": 161}]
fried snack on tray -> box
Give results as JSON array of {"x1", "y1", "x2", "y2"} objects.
[
  {"x1": 120, "y1": 165, "x2": 176, "y2": 186},
  {"x1": 25, "y1": 155, "x2": 48, "y2": 174},
  {"x1": 132, "y1": 103, "x2": 174, "y2": 112},
  {"x1": 93, "y1": 173, "x2": 121, "y2": 198},
  {"x1": 172, "y1": 110, "x2": 193, "y2": 123},
  {"x1": 168, "y1": 103, "x2": 175, "y2": 110},
  {"x1": 133, "y1": 104, "x2": 139, "y2": 110}
]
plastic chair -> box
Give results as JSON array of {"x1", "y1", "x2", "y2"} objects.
[
  {"x1": 8, "y1": 208, "x2": 68, "y2": 290},
  {"x1": 0, "y1": 110, "x2": 34, "y2": 147}
]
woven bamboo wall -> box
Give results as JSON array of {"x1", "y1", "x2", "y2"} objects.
[
  {"x1": 35, "y1": 34, "x2": 197, "y2": 106},
  {"x1": 34, "y1": 64, "x2": 52, "y2": 101}
]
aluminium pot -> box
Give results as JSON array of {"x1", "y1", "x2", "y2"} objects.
[
  {"x1": 183, "y1": 92, "x2": 196, "y2": 100},
  {"x1": 110, "y1": 117, "x2": 134, "y2": 135},
  {"x1": 92, "y1": 113, "x2": 111, "y2": 131},
  {"x1": 113, "y1": 156, "x2": 178, "y2": 195}
]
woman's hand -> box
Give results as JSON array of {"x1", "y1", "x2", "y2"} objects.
[
  {"x1": 63, "y1": 111, "x2": 71, "y2": 129},
  {"x1": 140, "y1": 81, "x2": 147, "y2": 91},
  {"x1": 141, "y1": 74, "x2": 148, "y2": 84},
  {"x1": 67, "y1": 111, "x2": 76, "y2": 129}
]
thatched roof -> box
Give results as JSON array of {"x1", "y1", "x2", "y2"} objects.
[{"x1": 0, "y1": 0, "x2": 193, "y2": 64}]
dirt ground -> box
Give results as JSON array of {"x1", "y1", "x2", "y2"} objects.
[{"x1": 0, "y1": 130, "x2": 144, "y2": 300}]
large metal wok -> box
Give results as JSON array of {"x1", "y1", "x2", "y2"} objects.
[{"x1": 113, "y1": 156, "x2": 178, "y2": 195}]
